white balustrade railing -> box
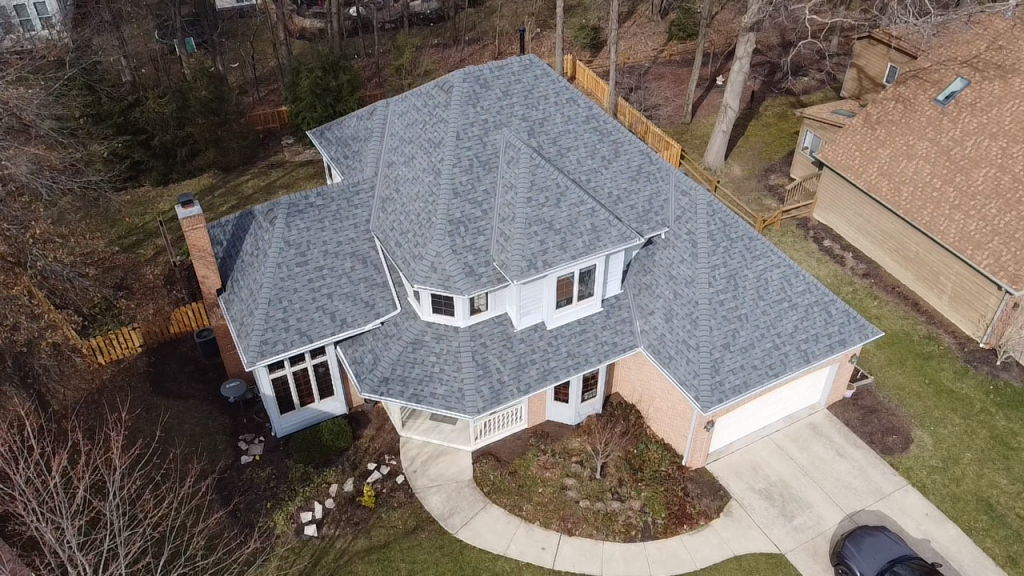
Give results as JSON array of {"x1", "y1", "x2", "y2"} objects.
[{"x1": 471, "y1": 402, "x2": 526, "y2": 448}]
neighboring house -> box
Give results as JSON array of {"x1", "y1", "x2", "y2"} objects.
[
  {"x1": 0, "y1": 0, "x2": 68, "y2": 51},
  {"x1": 178, "y1": 55, "x2": 880, "y2": 468},
  {"x1": 214, "y1": 0, "x2": 255, "y2": 10},
  {"x1": 791, "y1": 14, "x2": 1024, "y2": 363}
]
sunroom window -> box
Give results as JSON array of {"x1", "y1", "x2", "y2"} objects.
[
  {"x1": 470, "y1": 292, "x2": 488, "y2": 316},
  {"x1": 555, "y1": 264, "x2": 597, "y2": 310},
  {"x1": 267, "y1": 347, "x2": 333, "y2": 415}
]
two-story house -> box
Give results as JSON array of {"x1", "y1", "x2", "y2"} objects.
[
  {"x1": 790, "y1": 14, "x2": 1024, "y2": 363},
  {"x1": 178, "y1": 55, "x2": 880, "y2": 468},
  {"x1": 0, "y1": 0, "x2": 69, "y2": 51}
]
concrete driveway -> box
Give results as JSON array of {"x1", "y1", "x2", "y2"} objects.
[{"x1": 707, "y1": 410, "x2": 1004, "y2": 576}]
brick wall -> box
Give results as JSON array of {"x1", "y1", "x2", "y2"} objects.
[
  {"x1": 340, "y1": 364, "x2": 364, "y2": 410},
  {"x1": 607, "y1": 352, "x2": 696, "y2": 460},
  {"x1": 527, "y1": 390, "x2": 546, "y2": 427},
  {"x1": 178, "y1": 203, "x2": 247, "y2": 380}
]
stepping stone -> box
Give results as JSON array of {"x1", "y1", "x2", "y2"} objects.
[
  {"x1": 237, "y1": 441, "x2": 248, "y2": 451},
  {"x1": 379, "y1": 465, "x2": 390, "y2": 476},
  {"x1": 303, "y1": 524, "x2": 318, "y2": 537},
  {"x1": 247, "y1": 443, "x2": 264, "y2": 456},
  {"x1": 314, "y1": 501, "x2": 323, "y2": 520},
  {"x1": 366, "y1": 463, "x2": 377, "y2": 471},
  {"x1": 343, "y1": 478, "x2": 355, "y2": 493},
  {"x1": 325, "y1": 498, "x2": 335, "y2": 509},
  {"x1": 299, "y1": 511, "x2": 313, "y2": 524},
  {"x1": 240, "y1": 455, "x2": 254, "y2": 464},
  {"x1": 367, "y1": 471, "x2": 383, "y2": 483},
  {"x1": 329, "y1": 483, "x2": 339, "y2": 497},
  {"x1": 241, "y1": 433, "x2": 256, "y2": 442},
  {"x1": 395, "y1": 474, "x2": 405, "y2": 485}
]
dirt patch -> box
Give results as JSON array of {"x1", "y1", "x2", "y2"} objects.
[
  {"x1": 799, "y1": 219, "x2": 1024, "y2": 386},
  {"x1": 473, "y1": 420, "x2": 574, "y2": 465},
  {"x1": 829, "y1": 385, "x2": 914, "y2": 457},
  {"x1": 474, "y1": 396, "x2": 729, "y2": 542}
]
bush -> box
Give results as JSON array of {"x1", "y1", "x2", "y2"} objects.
[
  {"x1": 288, "y1": 417, "x2": 353, "y2": 467},
  {"x1": 569, "y1": 19, "x2": 604, "y2": 54},
  {"x1": 667, "y1": 1, "x2": 702, "y2": 43},
  {"x1": 386, "y1": 33, "x2": 437, "y2": 96},
  {"x1": 284, "y1": 47, "x2": 363, "y2": 134}
]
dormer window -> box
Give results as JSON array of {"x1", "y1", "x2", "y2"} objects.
[
  {"x1": 555, "y1": 264, "x2": 597, "y2": 310},
  {"x1": 430, "y1": 293, "x2": 456, "y2": 317},
  {"x1": 883, "y1": 63, "x2": 899, "y2": 85},
  {"x1": 934, "y1": 76, "x2": 969, "y2": 107},
  {"x1": 470, "y1": 292, "x2": 488, "y2": 316}
]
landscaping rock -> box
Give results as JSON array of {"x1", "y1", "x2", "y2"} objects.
[
  {"x1": 384, "y1": 454, "x2": 397, "y2": 466},
  {"x1": 607, "y1": 500, "x2": 624, "y2": 511},
  {"x1": 564, "y1": 489, "x2": 581, "y2": 501},
  {"x1": 314, "y1": 501, "x2": 323, "y2": 520},
  {"x1": 246, "y1": 443, "x2": 264, "y2": 456},
  {"x1": 627, "y1": 499, "x2": 643, "y2": 512},
  {"x1": 299, "y1": 511, "x2": 313, "y2": 524},
  {"x1": 367, "y1": 471, "x2": 383, "y2": 483},
  {"x1": 569, "y1": 463, "x2": 585, "y2": 476},
  {"x1": 592, "y1": 501, "x2": 607, "y2": 512},
  {"x1": 379, "y1": 465, "x2": 390, "y2": 476},
  {"x1": 366, "y1": 463, "x2": 377, "y2": 471},
  {"x1": 240, "y1": 455, "x2": 254, "y2": 464},
  {"x1": 395, "y1": 474, "x2": 405, "y2": 485},
  {"x1": 258, "y1": 436, "x2": 265, "y2": 443},
  {"x1": 241, "y1": 433, "x2": 256, "y2": 442},
  {"x1": 325, "y1": 498, "x2": 335, "y2": 509},
  {"x1": 561, "y1": 477, "x2": 578, "y2": 489},
  {"x1": 579, "y1": 500, "x2": 591, "y2": 509},
  {"x1": 237, "y1": 441, "x2": 248, "y2": 451},
  {"x1": 303, "y1": 524, "x2": 318, "y2": 537},
  {"x1": 343, "y1": 478, "x2": 355, "y2": 493},
  {"x1": 329, "y1": 483, "x2": 339, "y2": 497}
]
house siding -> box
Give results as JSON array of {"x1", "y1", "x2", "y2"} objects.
[
  {"x1": 604, "y1": 251, "x2": 625, "y2": 297},
  {"x1": 815, "y1": 167, "x2": 1004, "y2": 340},
  {"x1": 790, "y1": 119, "x2": 844, "y2": 180},
  {"x1": 607, "y1": 352, "x2": 697, "y2": 461},
  {"x1": 518, "y1": 277, "x2": 545, "y2": 327},
  {"x1": 840, "y1": 36, "x2": 918, "y2": 103}
]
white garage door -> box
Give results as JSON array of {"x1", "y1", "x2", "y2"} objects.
[{"x1": 709, "y1": 365, "x2": 836, "y2": 453}]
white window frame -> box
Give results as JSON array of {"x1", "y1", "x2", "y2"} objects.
[
  {"x1": 12, "y1": 3, "x2": 34, "y2": 32},
  {"x1": 469, "y1": 291, "x2": 488, "y2": 316},
  {"x1": 544, "y1": 257, "x2": 604, "y2": 329},
  {"x1": 32, "y1": 1, "x2": 53, "y2": 29},
  {"x1": 266, "y1": 347, "x2": 336, "y2": 415},
  {"x1": 883, "y1": 63, "x2": 899, "y2": 86},
  {"x1": 800, "y1": 128, "x2": 822, "y2": 158},
  {"x1": 934, "y1": 76, "x2": 970, "y2": 108}
]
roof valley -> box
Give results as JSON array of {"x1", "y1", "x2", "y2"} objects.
[{"x1": 693, "y1": 192, "x2": 715, "y2": 408}]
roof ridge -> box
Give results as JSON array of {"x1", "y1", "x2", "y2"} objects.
[
  {"x1": 250, "y1": 203, "x2": 290, "y2": 360},
  {"x1": 694, "y1": 192, "x2": 715, "y2": 408},
  {"x1": 509, "y1": 138, "x2": 532, "y2": 278},
  {"x1": 488, "y1": 129, "x2": 511, "y2": 264},
  {"x1": 369, "y1": 101, "x2": 394, "y2": 232}
]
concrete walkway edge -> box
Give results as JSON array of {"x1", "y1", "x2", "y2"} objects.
[{"x1": 400, "y1": 437, "x2": 777, "y2": 576}]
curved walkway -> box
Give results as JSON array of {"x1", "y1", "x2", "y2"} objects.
[
  {"x1": 401, "y1": 410, "x2": 1004, "y2": 576},
  {"x1": 399, "y1": 437, "x2": 777, "y2": 576}
]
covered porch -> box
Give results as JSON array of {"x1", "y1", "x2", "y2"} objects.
[{"x1": 382, "y1": 400, "x2": 527, "y2": 451}]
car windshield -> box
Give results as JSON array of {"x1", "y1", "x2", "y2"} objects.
[{"x1": 881, "y1": 557, "x2": 943, "y2": 576}]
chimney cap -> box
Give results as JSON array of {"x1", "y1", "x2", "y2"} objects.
[
  {"x1": 177, "y1": 193, "x2": 195, "y2": 208},
  {"x1": 175, "y1": 193, "x2": 203, "y2": 220}
]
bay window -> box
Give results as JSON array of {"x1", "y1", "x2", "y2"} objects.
[{"x1": 267, "y1": 346, "x2": 334, "y2": 415}]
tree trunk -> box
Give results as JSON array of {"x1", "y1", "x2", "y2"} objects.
[
  {"x1": 402, "y1": 0, "x2": 409, "y2": 33},
  {"x1": 555, "y1": 0, "x2": 564, "y2": 76},
  {"x1": 373, "y1": 5, "x2": 381, "y2": 84},
  {"x1": 702, "y1": 0, "x2": 762, "y2": 169},
  {"x1": 650, "y1": 0, "x2": 665, "y2": 20},
  {"x1": 200, "y1": 0, "x2": 226, "y2": 75},
  {"x1": 269, "y1": 0, "x2": 292, "y2": 67},
  {"x1": 682, "y1": 0, "x2": 713, "y2": 124},
  {"x1": 356, "y1": 4, "x2": 366, "y2": 57},
  {"x1": 99, "y1": 0, "x2": 136, "y2": 85},
  {"x1": 606, "y1": 0, "x2": 620, "y2": 115}
]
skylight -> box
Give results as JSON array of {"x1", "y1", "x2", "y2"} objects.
[
  {"x1": 934, "y1": 76, "x2": 970, "y2": 107},
  {"x1": 832, "y1": 109, "x2": 857, "y2": 118}
]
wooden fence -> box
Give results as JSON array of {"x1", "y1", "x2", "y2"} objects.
[
  {"x1": 81, "y1": 301, "x2": 210, "y2": 366},
  {"x1": 246, "y1": 106, "x2": 290, "y2": 131},
  {"x1": 561, "y1": 54, "x2": 813, "y2": 233}
]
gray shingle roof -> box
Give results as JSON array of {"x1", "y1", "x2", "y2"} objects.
[
  {"x1": 626, "y1": 186, "x2": 883, "y2": 411},
  {"x1": 208, "y1": 178, "x2": 398, "y2": 367},
  {"x1": 337, "y1": 257, "x2": 639, "y2": 417},
  {"x1": 308, "y1": 55, "x2": 675, "y2": 296}
]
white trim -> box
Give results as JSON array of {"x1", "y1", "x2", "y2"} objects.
[
  {"x1": 882, "y1": 62, "x2": 900, "y2": 86},
  {"x1": 682, "y1": 410, "x2": 699, "y2": 466},
  {"x1": 544, "y1": 256, "x2": 605, "y2": 329},
  {"x1": 510, "y1": 239, "x2": 644, "y2": 286},
  {"x1": 307, "y1": 137, "x2": 343, "y2": 183}
]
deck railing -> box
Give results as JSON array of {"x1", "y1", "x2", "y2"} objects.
[{"x1": 471, "y1": 402, "x2": 526, "y2": 448}]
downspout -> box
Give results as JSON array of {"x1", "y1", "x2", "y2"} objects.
[{"x1": 682, "y1": 410, "x2": 699, "y2": 466}]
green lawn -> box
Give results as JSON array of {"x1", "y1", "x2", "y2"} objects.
[{"x1": 262, "y1": 501, "x2": 798, "y2": 575}]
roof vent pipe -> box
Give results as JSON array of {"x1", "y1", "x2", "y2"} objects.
[{"x1": 518, "y1": 25, "x2": 526, "y2": 55}]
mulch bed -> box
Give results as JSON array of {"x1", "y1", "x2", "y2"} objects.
[
  {"x1": 828, "y1": 384, "x2": 914, "y2": 457},
  {"x1": 799, "y1": 220, "x2": 1024, "y2": 386},
  {"x1": 473, "y1": 397, "x2": 729, "y2": 543}
]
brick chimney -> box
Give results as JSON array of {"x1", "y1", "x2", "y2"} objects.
[{"x1": 175, "y1": 193, "x2": 247, "y2": 380}]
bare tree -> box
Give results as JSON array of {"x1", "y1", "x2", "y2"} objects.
[
  {"x1": 682, "y1": 0, "x2": 714, "y2": 123},
  {"x1": 0, "y1": 400, "x2": 273, "y2": 575},
  {"x1": 995, "y1": 303, "x2": 1024, "y2": 366},
  {"x1": 606, "y1": 0, "x2": 620, "y2": 114},
  {"x1": 580, "y1": 413, "x2": 629, "y2": 479},
  {"x1": 703, "y1": 0, "x2": 765, "y2": 169},
  {"x1": 555, "y1": 0, "x2": 565, "y2": 75}
]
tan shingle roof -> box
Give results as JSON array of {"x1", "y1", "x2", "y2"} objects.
[
  {"x1": 796, "y1": 99, "x2": 865, "y2": 128},
  {"x1": 818, "y1": 15, "x2": 1024, "y2": 291}
]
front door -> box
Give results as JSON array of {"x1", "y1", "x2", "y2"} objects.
[{"x1": 546, "y1": 366, "x2": 607, "y2": 425}]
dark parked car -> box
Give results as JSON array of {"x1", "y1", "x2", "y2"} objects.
[{"x1": 831, "y1": 526, "x2": 945, "y2": 576}]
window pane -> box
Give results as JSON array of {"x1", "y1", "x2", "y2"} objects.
[
  {"x1": 470, "y1": 292, "x2": 488, "y2": 316},
  {"x1": 935, "y1": 76, "x2": 970, "y2": 106},
  {"x1": 271, "y1": 375, "x2": 295, "y2": 414},
  {"x1": 430, "y1": 294, "x2": 455, "y2": 317},
  {"x1": 313, "y1": 361, "x2": 334, "y2": 400},
  {"x1": 553, "y1": 382, "x2": 570, "y2": 403},
  {"x1": 555, "y1": 273, "x2": 574, "y2": 309},
  {"x1": 288, "y1": 353, "x2": 308, "y2": 368},
  {"x1": 577, "y1": 265, "x2": 596, "y2": 302},
  {"x1": 0, "y1": 7, "x2": 15, "y2": 36},
  {"x1": 884, "y1": 63, "x2": 899, "y2": 85},
  {"x1": 293, "y1": 368, "x2": 316, "y2": 407},
  {"x1": 14, "y1": 4, "x2": 34, "y2": 32},
  {"x1": 309, "y1": 346, "x2": 326, "y2": 359},
  {"x1": 581, "y1": 370, "x2": 599, "y2": 401},
  {"x1": 268, "y1": 360, "x2": 286, "y2": 374}
]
